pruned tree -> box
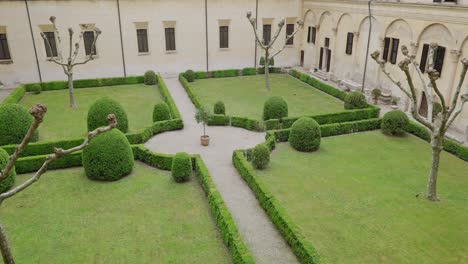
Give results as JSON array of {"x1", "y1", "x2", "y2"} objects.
[
  {"x1": 371, "y1": 43, "x2": 468, "y2": 201},
  {"x1": 0, "y1": 104, "x2": 117, "y2": 264},
  {"x1": 246, "y1": 10, "x2": 311, "y2": 91},
  {"x1": 41, "y1": 16, "x2": 101, "y2": 108}
]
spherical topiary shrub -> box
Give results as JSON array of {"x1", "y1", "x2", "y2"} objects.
[
  {"x1": 0, "y1": 104, "x2": 38, "y2": 146},
  {"x1": 0, "y1": 148, "x2": 16, "y2": 193},
  {"x1": 171, "y1": 152, "x2": 192, "y2": 183},
  {"x1": 144, "y1": 70, "x2": 157, "y2": 85},
  {"x1": 30, "y1": 83, "x2": 42, "y2": 94},
  {"x1": 381, "y1": 110, "x2": 409, "y2": 136},
  {"x1": 82, "y1": 129, "x2": 134, "y2": 181},
  {"x1": 214, "y1": 101, "x2": 226, "y2": 115},
  {"x1": 433, "y1": 102, "x2": 443, "y2": 117},
  {"x1": 252, "y1": 144, "x2": 270, "y2": 170},
  {"x1": 87, "y1": 97, "x2": 128, "y2": 133},
  {"x1": 263, "y1": 96, "x2": 288, "y2": 121},
  {"x1": 185, "y1": 70, "x2": 195, "y2": 82},
  {"x1": 153, "y1": 102, "x2": 171, "y2": 122},
  {"x1": 289, "y1": 117, "x2": 321, "y2": 152},
  {"x1": 344, "y1": 91, "x2": 367, "y2": 110}
]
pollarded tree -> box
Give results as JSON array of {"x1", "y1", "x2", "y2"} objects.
[
  {"x1": 41, "y1": 16, "x2": 101, "y2": 108},
  {"x1": 246, "y1": 10, "x2": 311, "y2": 91},
  {"x1": 0, "y1": 104, "x2": 117, "y2": 264},
  {"x1": 371, "y1": 44, "x2": 468, "y2": 201}
]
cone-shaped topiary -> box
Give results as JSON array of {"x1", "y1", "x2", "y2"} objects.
[
  {"x1": 172, "y1": 152, "x2": 192, "y2": 183},
  {"x1": 87, "y1": 97, "x2": 129, "y2": 133},
  {"x1": 153, "y1": 102, "x2": 171, "y2": 122},
  {"x1": 0, "y1": 104, "x2": 38, "y2": 146},
  {"x1": 263, "y1": 96, "x2": 288, "y2": 120},
  {"x1": 381, "y1": 110, "x2": 409, "y2": 136},
  {"x1": 252, "y1": 144, "x2": 270, "y2": 170},
  {"x1": 144, "y1": 70, "x2": 157, "y2": 85},
  {"x1": 289, "y1": 117, "x2": 321, "y2": 152},
  {"x1": 344, "y1": 91, "x2": 367, "y2": 110},
  {"x1": 82, "y1": 129, "x2": 134, "y2": 181},
  {"x1": 214, "y1": 101, "x2": 226, "y2": 115},
  {"x1": 0, "y1": 148, "x2": 16, "y2": 193},
  {"x1": 185, "y1": 70, "x2": 195, "y2": 82}
]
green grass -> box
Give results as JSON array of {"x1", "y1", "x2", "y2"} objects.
[
  {"x1": 0, "y1": 163, "x2": 230, "y2": 263},
  {"x1": 20, "y1": 84, "x2": 162, "y2": 141},
  {"x1": 190, "y1": 74, "x2": 343, "y2": 120},
  {"x1": 257, "y1": 131, "x2": 468, "y2": 264}
]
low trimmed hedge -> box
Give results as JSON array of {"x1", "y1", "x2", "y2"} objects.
[
  {"x1": 156, "y1": 74, "x2": 181, "y2": 119},
  {"x1": 405, "y1": 121, "x2": 468, "y2": 162},
  {"x1": 208, "y1": 114, "x2": 230, "y2": 126},
  {"x1": 232, "y1": 151, "x2": 321, "y2": 263},
  {"x1": 194, "y1": 156, "x2": 255, "y2": 264},
  {"x1": 132, "y1": 145, "x2": 173, "y2": 170},
  {"x1": 265, "y1": 119, "x2": 281, "y2": 130},
  {"x1": 195, "y1": 71, "x2": 209, "y2": 79},
  {"x1": 15, "y1": 151, "x2": 82, "y2": 174},
  {"x1": 242, "y1": 68, "x2": 257, "y2": 76},
  {"x1": 231, "y1": 116, "x2": 264, "y2": 132},
  {"x1": 1, "y1": 85, "x2": 25, "y2": 104},
  {"x1": 257, "y1": 67, "x2": 282, "y2": 74},
  {"x1": 179, "y1": 74, "x2": 202, "y2": 108},
  {"x1": 126, "y1": 119, "x2": 183, "y2": 144},
  {"x1": 289, "y1": 69, "x2": 347, "y2": 101},
  {"x1": 212, "y1": 69, "x2": 240, "y2": 78}
]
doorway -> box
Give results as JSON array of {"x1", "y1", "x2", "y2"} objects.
[
  {"x1": 300, "y1": 50, "x2": 304, "y2": 67},
  {"x1": 419, "y1": 92, "x2": 428, "y2": 117}
]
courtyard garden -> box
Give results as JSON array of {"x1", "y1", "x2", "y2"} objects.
[
  {"x1": 186, "y1": 74, "x2": 343, "y2": 120},
  {"x1": 19, "y1": 84, "x2": 163, "y2": 141},
  {"x1": 0, "y1": 163, "x2": 230, "y2": 263}
]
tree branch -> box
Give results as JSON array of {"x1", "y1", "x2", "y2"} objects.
[
  {"x1": 49, "y1": 16, "x2": 63, "y2": 62},
  {"x1": 40, "y1": 32, "x2": 67, "y2": 67},
  {"x1": 448, "y1": 58, "x2": 468, "y2": 116},
  {"x1": 271, "y1": 22, "x2": 303, "y2": 59},
  {"x1": 0, "y1": 114, "x2": 117, "y2": 203},
  {"x1": 246, "y1": 12, "x2": 267, "y2": 50}
]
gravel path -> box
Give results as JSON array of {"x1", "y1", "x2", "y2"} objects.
[{"x1": 145, "y1": 77, "x2": 298, "y2": 264}]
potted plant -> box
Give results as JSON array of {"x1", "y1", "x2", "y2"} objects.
[
  {"x1": 195, "y1": 107, "x2": 211, "y2": 146},
  {"x1": 371, "y1": 88, "x2": 382, "y2": 104},
  {"x1": 391, "y1": 96, "x2": 400, "y2": 110}
]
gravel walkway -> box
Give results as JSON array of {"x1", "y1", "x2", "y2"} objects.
[{"x1": 145, "y1": 77, "x2": 298, "y2": 264}]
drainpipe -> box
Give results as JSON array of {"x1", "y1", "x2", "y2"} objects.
[
  {"x1": 24, "y1": 0, "x2": 42, "y2": 83},
  {"x1": 361, "y1": 0, "x2": 372, "y2": 93},
  {"x1": 205, "y1": 0, "x2": 209, "y2": 72},
  {"x1": 116, "y1": 0, "x2": 126, "y2": 77},
  {"x1": 254, "y1": 0, "x2": 258, "y2": 68}
]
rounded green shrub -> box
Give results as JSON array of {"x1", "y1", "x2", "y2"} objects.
[
  {"x1": 214, "y1": 101, "x2": 226, "y2": 115},
  {"x1": 433, "y1": 102, "x2": 443, "y2": 117},
  {"x1": 185, "y1": 70, "x2": 195, "y2": 82},
  {"x1": 144, "y1": 70, "x2": 157, "y2": 85},
  {"x1": 87, "y1": 97, "x2": 128, "y2": 133},
  {"x1": 172, "y1": 152, "x2": 192, "y2": 183},
  {"x1": 252, "y1": 144, "x2": 270, "y2": 170},
  {"x1": 0, "y1": 104, "x2": 38, "y2": 146},
  {"x1": 344, "y1": 91, "x2": 367, "y2": 110},
  {"x1": 82, "y1": 129, "x2": 134, "y2": 181},
  {"x1": 30, "y1": 84, "x2": 42, "y2": 94},
  {"x1": 289, "y1": 117, "x2": 321, "y2": 152},
  {"x1": 153, "y1": 102, "x2": 171, "y2": 122},
  {"x1": 381, "y1": 110, "x2": 409, "y2": 136},
  {"x1": 0, "y1": 148, "x2": 16, "y2": 193},
  {"x1": 263, "y1": 96, "x2": 288, "y2": 121}
]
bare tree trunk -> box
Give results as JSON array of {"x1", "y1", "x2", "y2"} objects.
[
  {"x1": 67, "y1": 73, "x2": 77, "y2": 108},
  {"x1": 427, "y1": 136, "x2": 442, "y2": 201},
  {"x1": 0, "y1": 224, "x2": 14, "y2": 264},
  {"x1": 265, "y1": 51, "x2": 270, "y2": 91}
]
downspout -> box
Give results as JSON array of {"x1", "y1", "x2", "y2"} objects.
[
  {"x1": 254, "y1": 0, "x2": 258, "y2": 68},
  {"x1": 205, "y1": 0, "x2": 209, "y2": 72},
  {"x1": 116, "y1": 0, "x2": 126, "y2": 77},
  {"x1": 361, "y1": 0, "x2": 372, "y2": 92},
  {"x1": 24, "y1": 0, "x2": 42, "y2": 83}
]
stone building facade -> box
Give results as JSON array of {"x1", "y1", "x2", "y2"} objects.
[{"x1": 0, "y1": 0, "x2": 467, "y2": 138}]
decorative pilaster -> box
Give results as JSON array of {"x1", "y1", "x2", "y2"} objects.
[{"x1": 446, "y1": 49, "x2": 462, "y2": 103}]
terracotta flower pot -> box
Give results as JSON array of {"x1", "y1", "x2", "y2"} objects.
[{"x1": 201, "y1": 135, "x2": 210, "y2": 146}]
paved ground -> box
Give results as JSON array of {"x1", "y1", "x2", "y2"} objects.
[{"x1": 145, "y1": 78, "x2": 298, "y2": 264}]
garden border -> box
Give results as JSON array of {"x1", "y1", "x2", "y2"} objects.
[
  {"x1": 178, "y1": 69, "x2": 380, "y2": 132},
  {"x1": 1, "y1": 74, "x2": 183, "y2": 156}
]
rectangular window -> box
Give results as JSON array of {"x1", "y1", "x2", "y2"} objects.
[
  {"x1": 383, "y1": 37, "x2": 391, "y2": 62},
  {"x1": 136, "y1": 29, "x2": 149, "y2": 53},
  {"x1": 219, "y1": 26, "x2": 229, "y2": 48},
  {"x1": 325, "y1": 37, "x2": 330, "y2": 48},
  {"x1": 83, "y1": 31, "x2": 96, "y2": 56},
  {"x1": 43, "y1": 32, "x2": 58, "y2": 58},
  {"x1": 307, "y1": 26, "x2": 316, "y2": 44},
  {"x1": 0, "y1": 33, "x2": 11, "y2": 60},
  {"x1": 420, "y1": 44, "x2": 446, "y2": 75},
  {"x1": 263, "y1": 24, "x2": 271, "y2": 45},
  {"x1": 420, "y1": 44, "x2": 429, "y2": 72},
  {"x1": 165, "y1": 28, "x2": 176, "y2": 51},
  {"x1": 286, "y1": 24, "x2": 294, "y2": 45},
  {"x1": 390, "y1": 38, "x2": 399, "y2": 64},
  {"x1": 345, "y1": 32, "x2": 353, "y2": 55}
]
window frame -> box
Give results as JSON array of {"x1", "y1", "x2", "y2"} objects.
[
  {"x1": 219, "y1": 25, "x2": 229, "y2": 49},
  {"x1": 0, "y1": 33, "x2": 11, "y2": 61},
  {"x1": 83, "y1": 31, "x2": 97, "y2": 56},
  {"x1": 164, "y1": 27, "x2": 176, "y2": 51},
  {"x1": 263, "y1": 24, "x2": 271, "y2": 45},
  {"x1": 345, "y1": 32, "x2": 353, "y2": 55},
  {"x1": 136, "y1": 28, "x2": 149, "y2": 54},
  {"x1": 43, "y1": 31, "x2": 58, "y2": 58},
  {"x1": 286, "y1": 24, "x2": 294, "y2": 46}
]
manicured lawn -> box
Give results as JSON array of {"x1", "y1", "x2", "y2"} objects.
[
  {"x1": 0, "y1": 163, "x2": 230, "y2": 263},
  {"x1": 20, "y1": 84, "x2": 162, "y2": 141},
  {"x1": 257, "y1": 131, "x2": 468, "y2": 264},
  {"x1": 190, "y1": 74, "x2": 343, "y2": 120}
]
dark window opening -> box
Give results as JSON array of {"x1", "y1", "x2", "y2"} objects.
[
  {"x1": 137, "y1": 29, "x2": 149, "y2": 53},
  {"x1": 43, "y1": 32, "x2": 58, "y2": 57},
  {"x1": 345, "y1": 32, "x2": 353, "y2": 55},
  {"x1": 165, "y1": 28, "x2": 176, "y2": 51},
  {"x1": 0, "y1": 33, "x2": 11, "y2": 60},
  {"x1": 83, "y1": 31, "x2": 97, "y2": 56},
  {"x1": 263, "y1": 25, "x2": 271, "y2": 45},
  {"x1": 219, "y1": 26, "x2": 229, "y2": 48},
  {"x1": 286, "y1": 24, "x2": 294, "y2": 45}
]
